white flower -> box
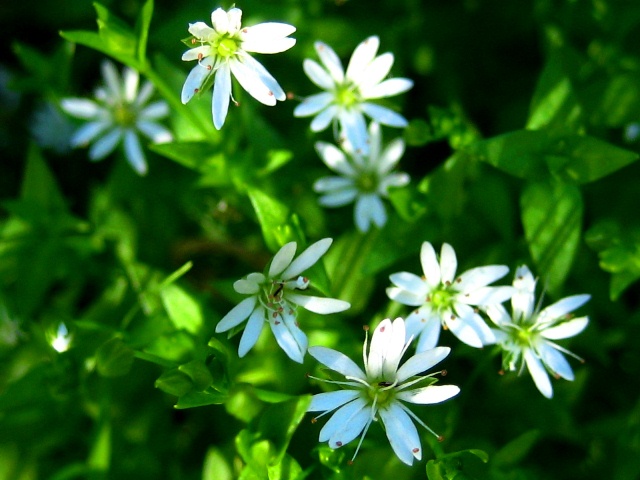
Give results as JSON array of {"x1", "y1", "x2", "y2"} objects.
[
  {"x1": 484, "y1": 265, "x2": 590, "y2": 399},
  {"x1": 307, "y1": 317, "x2": 459, "y2": 465},
  {"x1": 314, "y1": 122, "x2": 409, "y2": 232},
  {"x1": 387, "y1": 242, "x2": 514, "y2": 351},
  {"x1": 215, "y1": 238, "x2": 350, "y2": 363},
  {"x1": 51, "y1": 323, "x2": 72, "y2": 353},
  {"x1": 61, "y1": 61, "x2": 173, "y2": 175},
  {"x1": 294, "y1": 36, "x2": 413, "y2": 154},
  {"x1": 181, "y1": 7, "x2": 296, "y2": 130}
]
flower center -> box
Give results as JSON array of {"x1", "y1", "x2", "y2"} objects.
[
  {"x1": 214, "y1": 37, "x2": 239, "y2": 57},
  {"x1": 335, "y1": 83, "x2": 360, "y2": 108},
  {"x1": 428, "y1": 287, "x2": 456, "y2": 313},
  {"x1": 368, "y1": 381, "x2": 396, "y2": 408},
  {"x1": 113, "y1": 103, "x2": 137, "y2": 127},
  {"x1": 355, "y1": 171, "x2": 378, "y2": 193}
]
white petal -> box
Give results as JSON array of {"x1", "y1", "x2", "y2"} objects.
[
  {"x1": 354, "y1": 195, "x2": 372, "y2": 232},
  {"x1": 420, "y1": 242, "x2": 442, "y2": 287},
  {"x1": 512, "y1": 265, "x2": 537, "y2": 320},
  {"x1": 122, "y1": 67, "x2": 139, "y2": 103},
  {"x1": 234, "y1": 277, "x2": 261, "y2": 294},
  {"x1": 456, "y1": 265, "x2": 509, "y2": 292},
  {"x1": 460, "y1": 286, "x2": 515, "y2": 306},
  {"x1": 238, "y1": 308, "x2": 265, "y2": 357},
  {"x1": 345, "y1": 36, "x2": 379, "y2": 83},
  {"x1": 182, "y1": 45, "x2": 212, "y2": 62},
  {"x1": 237, "y1": 53, "x2": 286, "y2": 101},
  {"x1": 135, "y1": 80, "x2": 155, "y2": 107},
  {"x1": 377, "y1": 138, "x2": 405, "y2": 174},
  {"x1": 453, "y1": 303, "x2": 496, "y2": 346},
  {"x1": 181, "y1": 59, "x2": 214, "y2": 104},
  {"x1": 188, "y1": 21, "x2": 215, "y2": 39},
  {"x1": 303, "y1": 59, "x2": 334, "y2": 90},
  {"x1": 366, "y1": 318, "x2": 403, "y2": 380},
  {"x1": 294, "y1": 92, "x2": 333, "y2": 117},
  {"x1": 525, "y1": 349, "x2": 553, "y2": 398},
  {"x1": 226, "y1": 8, "x2": 242, "y2": 34},
  {"x1": 318, "y1": 189, "x2": 359, "y2": 207},
  {"x1": 356, "y1": 52, "x2": 394, "y2": 90},
  {"x1": 241, "y1": 23, "x2": 296, "y2": 53},
  {"x1": 389, "y1": 272, "x2": 428, "y2": 296},
  {"x1": 320, "y1": 397, "x2": 368, "y2": 445},
  {"x1": 212, "y1": 62, "x2": 231, "y2": 130},
  {"x1": 282, "y1": 238, "x2": 332, "y2": 278},
  {"x1": 215, "y1": 296, "x2": 257, "y2": 332},
  {"x1": 355, "y1": 194, "x2": 387, "y2": 232},
  {"x1": 308, "y1": 346, "x2": 366, "y2": 380},
  {"x1": 140, "y1": 101, "x2": 169, "y2": 120},
  {"x1": 136, "y1": 121, "x2": 173, "y2": 144},
  {"x1": 60, "y1": 98, "x2": 101, "y2": 119},
  {"x1": 538, "y1": 342, "x2": 574, "y2": 380},
  {"x1": 397, "y1": 384, "x2": 460, "y2": 404},
  {"x1": 360, "y1": 103, "x2": 408, "y2": 127},
  {"x1": 269, "y1": 242, "x2": 297, "y2": 277},
  {"x1": 230, "y1": 59, "x2": 278, "y2": 106},
  {"x1": 538, "y1": 295, "x2": 591, "y2": 325},
  {"x1": 379, "y1": 173, "x2": 410, "y2": 194},
  {"x1": 123, "y1": 130, "x2": 147, "y2": 175},
  {"x1": 444, "y1": 313, "x2": 484, "y2": 348},
  {"x1": 314, "y1": 176, "x2": 354, "y2": 192},
  {"x1": 415, "y1": 317, "x2": 442, "y2": 352},
  {"x1": 541, "y1": 317, "x2": 589, "y2": 340},
  {"x1": 101, "y1": 61, "x2": 121, "y2": 98},
  {"x1": 339, "y1": 109, "x2": 368, "y2": 155},
  {"x1": 439, "y1": 243, "x2": 458, "y2": 284},
  {"x1": 368, "y1": 194, "x2": 387, "y2": 228},
  {"x1": 484, "y1": 303, "x2": 514, "y2": 328},
  {"x1": 70, "y1": 121, "x2": 111, "y2": 147},
  {"x1": 314, "y1": 41, "x2": 344, "y2": 83},
  {"x1": 310, "y1": 105, "x2": 339, "y2": 132},
  {"x1": 270, "y1": 312, "x2": 307, "y2": 363},
  {"x1": 360, "y1": 78, "x2": 413, "y2": 99},
  {"x1": 308, "y1": 390, "x2": 360, "y2": 413},
  {"x1": 386, "y1": 286, "x2": 424, "y2": 307},
  {"x1": 315, "y1": 142, "x2": 355, "y2": 176},
  {"x1": 396, "y1": 346, "x2": 450, "y2": 383},
  {"x1": 211, "y1": 8, "x2": 230, "y2": 34},
  {"x1": 88, "y1": 128, "x2": 122, "y2": 160},
  {"x1": 378, "y1": 403, "x2": 421, "y2": 465},
  {"x1": 286, "y1": 293, "x2": 350, "y2": 314}
]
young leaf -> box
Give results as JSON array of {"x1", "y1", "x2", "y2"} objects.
[
  {"x1": 96, "y1": 337, "x2": 135, "y2": 377},
  {"x1": 161, "y1": 283, "x2": 203, "y2": 334},
  {"x1": 521, "y1": 179, "x2": 583, "y2": 293},
  {"x1": 135, "y1": 0, "x2": 154, "y2": 64}
]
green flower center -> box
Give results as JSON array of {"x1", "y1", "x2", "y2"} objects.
[
  {"x1": 215, "y1": 37, "x2": 239, "y2": 57},
  {"x1": 335, "y1": 83, "x2": 360, "y2": 107},
  {"x1": 113, "y1": 103, "x2": 136, "y2": 127},
  {"x1": 429, "y1": 286, "x2": 456, "y2": 313},
  {"x1": 368, "y1": 381, "x2": 396, "y2": 408},
  {"x1": 355, "y1": 171, "x2": 378, "y2": 193}
]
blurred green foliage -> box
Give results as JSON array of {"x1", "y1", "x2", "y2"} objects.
[{"x1": 2, "y1": 0, "x2": 640, "y2": 479}]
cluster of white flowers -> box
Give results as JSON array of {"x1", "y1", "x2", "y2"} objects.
[
  {"x1": 386, "y1": 241, "x2": 590, "y2": 399},
  {"x1": 57, "y1": 4, "x2": 593, "y2": 468}
]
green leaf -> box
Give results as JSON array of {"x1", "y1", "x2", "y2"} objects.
[
  {"x1": 546, "y1": 135, "x2": 638, "y2": 184},
  {"x1": 21, "y1": 143, "x2": 66, "y2": 213},
  {"x1": 425, "y1": 106, "x2": 481, "y2": 149},
  {"x1": 161, "y1": 283, "x2": 203, "y2": 334},
  {"x1": 203, "y1": 447, "x2": 234, "y2": 480},
  {"x1": 419, "y1": 152, "x2": 472, "y2": 220},
  {"x1": 154, "y1": 369, "x2": 193, "y2": 397},
  {"x1": 492, "y1": 430, "x2": 541, "y2": 468},
  {"x1": 521, "y1": 180, "x2": 583, "y2": 293},
  {"x1": 135, "y1": 0, "x2": 153, "y2": 64},
  {"x1": 585, "y1": 221, "x2": 640, "y2": 300},
  {"x1": 174, "y1": 390, "x2": 227, "y2": 409},
  {"x1": 94, "y1": 2, "x2": 137, "y2": 58},
  {"x1": 257, "y1": 150, "x2": 294, "y2": 177},
  {"x1": 526, "y1": 48, "x2": 583, "y2": 132},
  {"x1": 178, "y1": 360, "x2": 213, "y2": 391},
  {"x1": 95, "y1": 337, "x2": 136, "y2": 377},
  {"x1": 267, "y1": 453, "x2": 304, "y2": 480},
  {"x1": 149, "y1": 142, "x2": 229, "y2": 181},
  {"x1": 426, "y1": 459, "x2": 447, "y2": 480},
  {"x1": 257, "y1": 395, "x2": 311, "y2": 464},
  {"x1": 592, "y1": 73, "x2": 640, "y2": 127},
  {"x1": 247, "y1": 188, "x2": 304, "y2": 252}
]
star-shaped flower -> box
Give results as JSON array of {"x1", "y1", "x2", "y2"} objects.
[
  {"x1": 387, "y1": 242, "x2": 514, "y2": 351},
  {"x1": 215, "y1": 238, "x2": 350, "y2": 363},
  {"x1": 61, "y1": 61, "x2": 173, "y2": 175},
  {"x1": 294, "y1": 36, "x2": 413, "y2": 154},
  {"x1": 484, "y1": 265, "x2": 590, "y2": 399},
  {"x1": 307, "y1": 317, "x2": 459, "y2": 465},
  {"x1": 314, "y1": 122, "x2": 409, "y2": 232},
  {"x1": 181, "y1": 7, "x2": 296, "y2": 129}
]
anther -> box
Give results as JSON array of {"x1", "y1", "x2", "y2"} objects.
[
  {"x1": 311, "y1": 417, "x2": 317, "y2": 423},
  {"x1": 242, "y1": 28, "x2": 248, "y2": 33},
  {"x1": 441, "y1": 369, "x2": 447, "y2": 376},
  {"x1": 268, "y1": 90, "x2": 274, "y2": 96},
  {"x1": 412, "y1": 447, "x2": 420, "y2": 453},
  {"x1": 498, "y1": 369, "x2": 505, "y2": 375},
  {"x1": 286, "y1": 91, "x2": 295, "y2": 100},
  {"x1": 274, "y1": 320, "x2": 281, "y2": 325},
  {"x1": 456, "y1": 277, "x2": 462, "y2": 283},
  {"x1": 363, "y1": 325, "x2": 370, "y2": 331},
  {"x1": 450, "y1": 315, "x2": 456, "y2": 320},
  {"x1": 191, "y1": 38, "x2": 197, "y2": 44},
  {"x1": 437, "y1": 435, "x2": 445, "y2": 442},
  {"x1": 336, "y1": 441, "x2": 343, "y2": 447},
  {"x1": 445, "y1": 280, "x2": 451, "y2": 286},
  {"x1": 194, "y1": 88, "x2": 199, "y2": 93},
  {"x1": 272, "y1": 312, "x2": 278, "y2": 318}
]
